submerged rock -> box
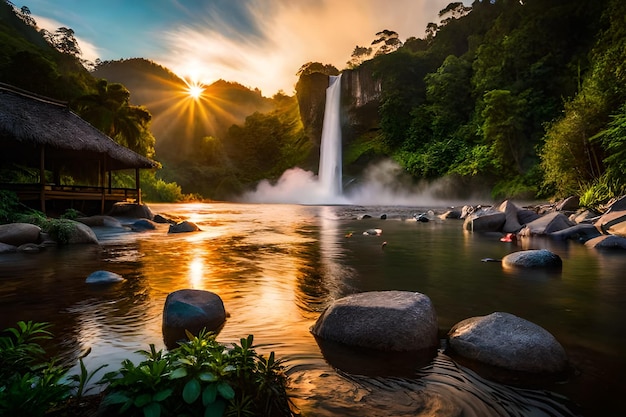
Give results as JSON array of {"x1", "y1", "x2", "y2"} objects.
[
  {"x1": 585, "y1": 234, "x2": 626, "y2": 249},
  {"x1": 448, "y1": 312, "x2": 568, "y2": 374},
  {"x1": 86, "y1": 270, "x2": 125, "y2": 284},
  {"x1": 168, "y1": 221, "x2": 200, "y2": 233},
  {"x1": 311, "y1": 290, "x2": 438, "y2": 353},
  {"x1": 502, "y1": 249, "x2": 562, "y2": 269}
]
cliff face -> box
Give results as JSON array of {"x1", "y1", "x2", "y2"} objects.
[
  {"x1": 340, "y1": 62, "x2": 382, "y2": 144},
  {"x1": 295, "y1": 63, "x2": 382, "y2": 149}
]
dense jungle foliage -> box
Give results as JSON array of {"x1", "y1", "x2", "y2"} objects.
[
  {"x1": 342, "y1": 0, "x2": 626, "y2": 204},
  {"x1": 2, "y1": 0, "x2": 626, "y2": 206}
]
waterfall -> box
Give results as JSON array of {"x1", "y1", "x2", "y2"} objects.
[{"x1": 318, "y1": 74, "x2": 342, "y2": 197}]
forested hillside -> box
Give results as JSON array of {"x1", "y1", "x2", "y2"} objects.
[
  {"x1": 2, "y1": 0, "x2": 626, "y2": 206},
  {"x1": 332, "y1": 0, "x2": 626, "y2": 207}
]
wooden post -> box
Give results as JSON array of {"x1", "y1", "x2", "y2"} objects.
[
  {"x1": 135, "y1": 168, "x2": 141, "y2": 204},
  {"x1": 39, "y1": 145, "x2": 46, "y2": 213},
  {"x1": 100, "y1": 157, "x2": 106, "y2": 214}
]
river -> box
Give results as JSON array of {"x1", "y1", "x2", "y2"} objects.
[{"x1": 0, "y1": 202, "x2": 624, "y2": 416}]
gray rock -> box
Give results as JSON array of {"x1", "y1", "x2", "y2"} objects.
[
  {"x1": 108, "y1": 202, "x2": 154, "y2": 219},
  {"x1": 76, "y1": 215, "x2": 123, "y2": 228},
  {"x1": 595, "y1": 210, "x2": 626, "y2": 235},
  {"x1": 502, "y1": 249, "x2": 562, "y2": 269},
  {"x1": 17, "y1": 243, "x2": 41, "y2": 253},
  {"x1": 168, "y1": 221, "x2": 200, "y2": 233},
  {"x1": 516, "y1": 209, "x2": 541, "y2": 225},
  {"x1": 130, "y1": 219, "x2": 157, "y2": 231},
  {"x1": 0, "y1": 242, "x2": 17, "y2": 253},
  {"x1": 556, "y1": 195, "x2": 580, "y2": 212},
  {"x1": 585, "y1": 235, "x2": 626, "y2": 249},
  {"x1": 0, "y1": 223, "x2": 41, "y2": 246},
  {"x1": 463, "y1": 211, "x2": 506, "y2": 233},
  {"x1": 311, "y1": 291, "x2": 438, "y2": 352},
  {"x1": 549, "y1": 223, "x2": 601, "y2": 242},
  {"x1": 518, "y1": 212, "x2": 575, "y2": 236},
  {"x1": 498, "y1": 200, "x2": 522, "y2": 233},
  {"x1": 570, "y1": 209, "x2": 600, "y2": 224},
  {"x1": 65, "y1": 220, "x2": 99, "y2": 244},
  {"x1": 448, "y1": 312, "x2": 568, "y2": 373},
  {"x1": 86, "y1": 270, "x2": 125, "y2": 284},
  {"x1": 162, "y1": 289, "x2": 227, "y2": 349},
  {"x1": 439, "y1": 209, "x2": 461, "y2": 220}
]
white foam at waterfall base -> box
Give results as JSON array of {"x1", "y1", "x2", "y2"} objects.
[{"x1": 239, "y1": 159, "x2": 487, "y2": 206}]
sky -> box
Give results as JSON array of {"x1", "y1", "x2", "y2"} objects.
[{"x1": 24, "y1": 0, "x2": 466, "y2": 96}]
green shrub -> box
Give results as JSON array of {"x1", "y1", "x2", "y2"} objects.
[
  {"x1": 0, "y1": 321, "x2": 72, "y2": 417},
  {"x1": 101, "y1": 330, "x2": 295, "y2": 417},
  {"x1": 579, "y1": 174, "x2": 626, "y2": 210},
  {"x1": 0, "y1": 190, "x2": 21, "y2": 223}
]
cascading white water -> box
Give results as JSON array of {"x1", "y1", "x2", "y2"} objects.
[{"x1": 318, "y1": 74, "x2": 342, "y2": 197}]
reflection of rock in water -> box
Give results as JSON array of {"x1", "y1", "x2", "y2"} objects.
[{"x1": 289, "y1": 352, "x2": 580, "y2": 417}]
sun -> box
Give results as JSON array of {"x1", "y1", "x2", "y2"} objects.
[{"x1": 187, "y1": 83, "x2": 204, "y2": 99}]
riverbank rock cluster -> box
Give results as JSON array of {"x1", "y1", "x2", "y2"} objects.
[
  {"x1": 0, "y1": 220, "x2": 98, "y2": 252},
  {"x1": 462, "y1": 195, "x2": 626, "y2": 249},
  {"x1": 309, "y1": 290, "x2": 569, "y2": 378}
]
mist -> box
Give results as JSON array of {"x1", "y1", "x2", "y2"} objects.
[{"x1": 239, "y1": 159, "x2": 491, "y2": 207}]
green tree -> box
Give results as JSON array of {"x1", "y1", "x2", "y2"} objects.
[
  {"x1": 481, "y1": 89, "x2": 528, "y2": 175},
  {"x1": 73, "y1": 79, "x2": 156, "y2": 157},
  {"x1": 371, "y1": 29, "x2": 403, "y2": 56}
]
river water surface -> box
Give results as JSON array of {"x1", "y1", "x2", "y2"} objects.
[{"x1": 0, "y1": 202, "x2": 624, "y2": 416}]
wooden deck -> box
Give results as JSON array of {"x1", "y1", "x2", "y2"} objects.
[{"x1": 1, "y1": 183, "x2": 140, "y2": 214}]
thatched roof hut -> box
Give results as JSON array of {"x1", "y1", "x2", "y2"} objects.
[{"x1": 0, "y1": 83, "x2": 158, "y2": 214}]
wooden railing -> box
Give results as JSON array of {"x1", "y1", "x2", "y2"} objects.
[{"x1": 1, "y1": 183, "x2": 139, "y2": 203}]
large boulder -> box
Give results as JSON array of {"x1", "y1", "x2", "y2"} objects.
[
  {"x1": 0, "y1": 223, "x2": 41, "y2": 246},
  {"x1": 498, "y1": 200, "x2": 522, "y2": 233},
  {"x1": 162, "y1": 289, "x2": 227, "y2": 349},
  {"x1": 502, "y1": 249, "x2": 562, "y2": 269},
  {"x1": 463, "y1": 211, "x2": 506, "y2": 233},
  {"x1": 585, "y1": 235, "x2": 626, "y2": 250},
  {"x1": 447, "y1": 312, "x2": 568, "y2": 373},
  {"x1": 311, "y1": 291, "x2": 438, "y2": 352},
  {"x1": 65, "y1": 220, "x2": 99, "y2": 244},
  {"x1": 518, "y1": 212, "x2": 575, "y2": 236},
  {"x1": 108, "y1": 202, "x2": 153, "y2": 219}
]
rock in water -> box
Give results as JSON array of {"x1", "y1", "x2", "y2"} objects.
[
  {"x1": 162, "y1": 289, "x2": 226, "y2": 349},
  {"x1": 447, "y1": 312, "x2": 568, "y2": 374},
  {"x1": 86, "y1": 270, "x2": 124, "y2": 284},
  {"x1": 311, "y1": 290, "x2": 438, "y2": 352}
]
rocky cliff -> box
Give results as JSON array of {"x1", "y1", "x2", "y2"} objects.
[{"x1": 295, "y1": 62, "x2": 382, "y2": 149}]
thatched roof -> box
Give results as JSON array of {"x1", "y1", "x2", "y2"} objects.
[{"x1": 0, "y1": 83, "x2": 157, "y2": 171}]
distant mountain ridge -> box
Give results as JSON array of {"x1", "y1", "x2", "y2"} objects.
[{"x1": 92, "y1": 58, "x2": 273, "y2": 161}]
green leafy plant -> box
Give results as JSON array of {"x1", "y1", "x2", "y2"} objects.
[
  {"x1": 60, "y1": 208, "x2": 81, "y2": 220},
  {"x1": 66, "y1": 348, "x2": 108, "y2": 399},
  {"x1": 0, "y1": 321, "x2": 72, "y2": 417},
  {"x1": 101, "y1": 330, "x2": 295, "y2": 417}
]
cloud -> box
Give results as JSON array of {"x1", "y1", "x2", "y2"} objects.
[{"x1": 156, "y1": 0, "x2": 459, "y2": 96}]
